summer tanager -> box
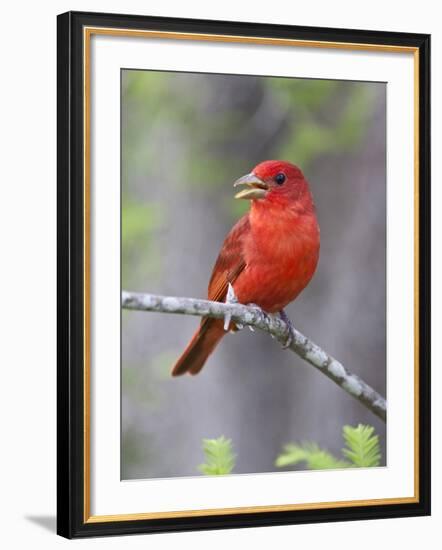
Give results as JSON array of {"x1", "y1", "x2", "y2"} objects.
[{"x1": 172, "y1": 160, "x2": 320, "y2": 376}]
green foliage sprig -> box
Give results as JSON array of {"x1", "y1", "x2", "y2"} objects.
[
  {"x1": 275, "y1": 424, "x2": 381, "y2": 471},
  {"x1": 198, "y1": 436, "x2": 236, "y2": 475},
  {"x1": 341, "y1": 424, "x2": 382, "y2": 467},
  {"x1": 275, "y1": 442, "x2": 349, "y2": 470}
]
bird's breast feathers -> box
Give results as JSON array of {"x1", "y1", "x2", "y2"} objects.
[{"x1": 233, "y1": 208, "x2": 319, "y2": 312}]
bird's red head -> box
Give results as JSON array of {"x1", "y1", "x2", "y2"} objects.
[{"x1": 233, "y1": 160, "x2": 311, "y2": 208}]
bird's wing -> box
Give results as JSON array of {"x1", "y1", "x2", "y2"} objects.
[
  {"x1": 171, "y1": 215, "x2": 249, "y2": 377},
  {"x1": 207, "y1": 213, "x2": 249, "y2": 303}
]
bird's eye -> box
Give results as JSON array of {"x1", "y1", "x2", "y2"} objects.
[{"x1": 275, "y1": 173, "x2": 286, "y2": 185}]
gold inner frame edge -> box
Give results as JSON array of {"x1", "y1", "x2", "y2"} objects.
[{"x1": 82, "y1": 26, "x2": 420, "y2": 524}]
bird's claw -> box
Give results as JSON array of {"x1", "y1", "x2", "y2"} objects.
[
  {"x1": 281, "y1": 334, "x2": 293, "y2": 349},
  {"x1": 279, "y1": 310, "x2": 294, "y2": 349}
]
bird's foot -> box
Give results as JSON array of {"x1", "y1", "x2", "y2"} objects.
[
  {"x1": 224, "y1": 283, "x2": 238, "y2": 331},
  {"x1": 279, "y1": 309, "x2": 294, "y2": 349}
]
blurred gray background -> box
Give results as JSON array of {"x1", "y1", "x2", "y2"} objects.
[{"x1": 121, "y1": 70, "x2": 386, "y2": 479}]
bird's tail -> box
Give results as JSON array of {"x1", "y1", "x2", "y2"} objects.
[{"x1": 171, "y1": 319, "x2": 225, "y2": 376}]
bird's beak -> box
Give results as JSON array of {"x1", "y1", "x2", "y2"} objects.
[{"x1": 233, "y1": 173, "x2": 268, "y2": 200}]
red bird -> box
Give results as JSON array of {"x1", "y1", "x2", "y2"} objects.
[{"x1": 172, "y1": 160, "x2": 320, "y2": 376}]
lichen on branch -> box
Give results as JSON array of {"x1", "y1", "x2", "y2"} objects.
[{"x1": 122, "y1": 290, "x2": 387, "y2": 422}]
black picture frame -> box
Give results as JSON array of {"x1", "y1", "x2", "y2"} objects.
[{"x1": 57, "y1": 10, "x2": 431, "y2": 539}]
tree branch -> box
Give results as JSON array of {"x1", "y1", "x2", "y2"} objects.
[{"x1": 122, "y1": 290, "x2": 386, "y2": 422}]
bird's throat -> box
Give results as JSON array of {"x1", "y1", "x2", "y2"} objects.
[{"x1": 248, "y1": 197, "x2": 320, "y2": 264}]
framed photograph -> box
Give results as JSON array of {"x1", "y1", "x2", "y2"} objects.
[{"x1": 57, "y1": 11, "x2": 431, "y2": 538}]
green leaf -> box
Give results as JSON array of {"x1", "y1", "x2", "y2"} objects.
[
  {"x1": 342, "y1": 424, "x2": 381, "y2": 467},
  {"x1": 275, "y1": 442, "x2": 350, "y2": 470},
  {"x1": 275, "y1": 424, "x2": 382, "y2": 471},
  {"x1": 198, "y1": 436, "x2": 236, "y2": 475}
]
